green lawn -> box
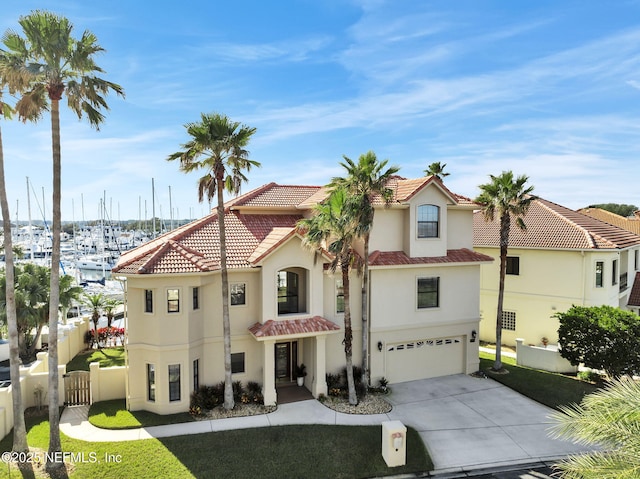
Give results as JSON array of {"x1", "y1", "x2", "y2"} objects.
[
  {"x1": 66, "y1": 347, "x2": 126, "y2": 371},
  {"x1": 89, "y1": 399, "x2": 194, "y2": 429},
  {"x1": 480, "y1": 351, "x2": 599, "y2": 409},
  {"x1": 0, "y1": 412, "x2": 432, "y2": 479}
]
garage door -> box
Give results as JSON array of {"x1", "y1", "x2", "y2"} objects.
[{"x1": 385, "y1": 336, "x2": 464, "y2": 383}]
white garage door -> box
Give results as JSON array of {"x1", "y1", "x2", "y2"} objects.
[{"x1": 385, "y1": 337, "x2": 464, "y2": 383}]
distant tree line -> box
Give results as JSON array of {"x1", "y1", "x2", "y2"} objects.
[{"x1": 588, "y1": 203, "x2": 638, "y2": 217}]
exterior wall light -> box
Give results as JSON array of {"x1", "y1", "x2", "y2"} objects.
[
  {"x1": 377, "y1": 341, "x2": 383, "y2": 352},
  {"x1": 470, "y1": 330, "x2": 477, "y2": 343}
]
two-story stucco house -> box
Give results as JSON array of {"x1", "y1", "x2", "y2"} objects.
[
  {"x1": 474, "y1": 197, "x2": 640, "y2": 346},
  {"x1": 113, "y1": 176, "x2": 492, "y2": 414}
]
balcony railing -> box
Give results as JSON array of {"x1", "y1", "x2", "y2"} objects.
[{"x1": 620, "y1": 272, "x2": 628, "y2": 292}]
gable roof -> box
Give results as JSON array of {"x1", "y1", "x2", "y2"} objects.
[
  {"x1": 578, "y1": 208, "x2": 640, "y2": 235},
  {"x1": 227, "y1": 182, "x2": 321, "y2": 210},
  {"x1": 473, "y1": 197, "x2": 640, "y2": 250}
]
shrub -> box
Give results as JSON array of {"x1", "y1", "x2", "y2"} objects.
[
  {"x1": 557, "y1": 305, "x2": 640, "y2": 378},
  {"x1": 577, "y1": 370, "x2": 603, "y2": 384},
  {"x1": 326, "y1": 373, "x2": 342, "y2": 390}
]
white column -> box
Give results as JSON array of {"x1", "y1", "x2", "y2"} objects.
[
  {"x1": 312, "y1": 335, "x2": 327, "y2": 398},
  {"x1": 262, "y1": 339, "x2": 277, "y2": 406}
]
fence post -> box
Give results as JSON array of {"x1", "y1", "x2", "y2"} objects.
[{"x1": 89, "y1": 362, "x2": 100, "y2": 404}]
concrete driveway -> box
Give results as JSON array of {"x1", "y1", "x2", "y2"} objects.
[{"x1": 384, "y1": 374, "x2": 590, "y2": 474}]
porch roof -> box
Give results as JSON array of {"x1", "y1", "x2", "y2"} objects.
[{"x1": 249, "y1": 316, "x2": 341, "y2": 340}]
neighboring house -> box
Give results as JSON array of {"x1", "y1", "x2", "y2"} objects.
[
  {"x1": 114, "y1": 177, "x2": 492, "y2": 414},
  {"x1": 578, "y1": 207, "x2": 640, "y2": 235},
  {"x1": 474, "y1": 198, "x2": 640, "y2": 347}
]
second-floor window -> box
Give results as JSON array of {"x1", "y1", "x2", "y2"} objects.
[
  {"x1": 506, "y1": 257, "x2": 520, "y2": 275},
  {"x1": 278, "y1": 271, "x2": 299, "y2": 314},
  {"x1": 417, "y1": 204, "x2": 439, "y2": 238},
  {"x1": 231, "y1": 283, "x2": 246, "y2": 306},
  {"x1": 144, "y1": 289, "x2": 153, "y2": 313},
  {"x1": 612, "y1": 259, "x2": 618, "y2": 285},
  {"x1": 167, "y1": 289, "x2": 180, "y2": 313},
  {"x1": 595, "y1": 261, "x2": 604, "y2": 288},
  {"x1": 417, "y1": 277, "x2": 439, "y2": 309}
]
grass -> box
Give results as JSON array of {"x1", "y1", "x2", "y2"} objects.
[
  {"x1": 65, "y1": 347, "x2": 126, "y2": 372},
  {"x1": 480, "y1": 350, "x2": 599, "y2": 409},
  {"x1": 89, "y1": 399, "x2": 193, "y2": 429},
  {"x1": 0, "y1": 411, "x2": 432, "y2": 479}
]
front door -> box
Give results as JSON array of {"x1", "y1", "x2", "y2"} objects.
[{"x1": 275, "y1": 341, "x2": 298, "y2": 382}]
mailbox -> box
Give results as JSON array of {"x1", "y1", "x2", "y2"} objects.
[{"x1": 381, "y1": 420, "x2": 407, "y2": 467}]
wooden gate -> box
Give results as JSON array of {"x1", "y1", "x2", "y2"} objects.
[{"x1": 64, "y1": 371, "x2": 91, "y2": 406}]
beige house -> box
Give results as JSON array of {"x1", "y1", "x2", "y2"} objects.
[
  {"x1": 474, "y1": 198, "x2": 640, "y2": 346},
  {"x1": 114, "y1": 176, "x2": 492, "y2": 414}
]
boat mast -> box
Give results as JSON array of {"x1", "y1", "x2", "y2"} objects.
[
  {"x1": 169, "y1": 185, "x2": 173, "y2": 231},
  {"x1": 152, "y1": 178, "x2": 156, "y2": 239},
  {"x1": 26, "y1": 177, "x2": 34, "y2": 261}
]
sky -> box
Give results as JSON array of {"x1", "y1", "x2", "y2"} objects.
[{"x1": 2, "y1": 0, "x2": 640, "y2": 222}]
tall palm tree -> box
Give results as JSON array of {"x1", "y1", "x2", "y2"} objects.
[
  {"x1": 550, "y1": 378, "x2": 640, "y2": 478},
  {"x1": 475, "y1": 171, "x2": 534, "y2": 371},
  {"x1": 0, "y1": 88, "x2": 29, "y2": 455},
  {"x1": 328, "y1": 151, "x2": 399, "y2": 387},
  {"x1": 103, "y1": 297, "x2": 120, "y2": 329},
  {"x1": 3, "y1": 11, "x2": 124, "y2": 466},
  {"x1": 84, "y1": 292, "x2": 105, "y2": 349},
  {"x1": 299, "y1": 188, "x2": 361, "y2": 405},
  {"x1": 424, "y1": 161, "x2": 449, "y2": 179},
  {"x1": 58, "y1": 274, "x2": 83, "y2": 326},
  {"x1": 168, "y1": 112, "x2": 258, "y2": 410}
]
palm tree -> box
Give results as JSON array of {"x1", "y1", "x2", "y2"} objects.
[
  {"x1": 84, "y1": 293, "x2": 105, "y2": 349},
  {"x1": 424, "y1": 161, "x2": 449, "y2": 179},
  {"x1": 299, "y1": 188, "x2": 361, "y2": 405},
  {"x1": 549, "y1": 378, "x2": 640, "y2": 478},
  {"x1": 58, "y1": 274, "x2": 83, "y2": 325},
  {"x1": 2, "y1": 10, "x2": 124, "y2": 465},
  {"x1": 103, "y1": 298, "x2": 120, "y2": 329},
  {"x1": 475, "y1": 171, "x2": 534, "y2": 371},
  {"x1": 168, "y1": 112, "x2": 258, "y2": 410},
  {"x1": 328, "y1": 151, "x2": 399, "y2": 387},
  {"x1": 0, "y1": 87, "x2": 28, "y2": 455}
]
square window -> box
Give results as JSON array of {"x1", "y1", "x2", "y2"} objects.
[
  {"x1": 167, "y1": 289, "x2": 180, "y2": 313},
  {"x1": 144, "y1": 290, "x2": 153, "y2": 313},
  {"x1": 147, "y1": 364, "x2": 155, "y2": 402},
  {"x1": 502, "y1": 311, "x2": 516, "y2": 331},
  {"x1": 192, "y1": 287, "x2": 199, "y2": 310},
  {"x1": 168, "y1": 364, "x2": 180, "y2": 402},
  {"x1": 230, "y1": 283, "x2": 246, "y2": 306},
  {"x1": 417, "y1": 277, "x2": 439, "y2": 309},
  {"x1": 506, "y1": 257, "x2": 520, "y2": 275},
  {"x1": 231, "y1": 352, "x2": 245, "y2": 374}
]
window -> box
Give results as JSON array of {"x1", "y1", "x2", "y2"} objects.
[
  {"x1": 506, "y1": 257, "x2": 520, "y2": 275},
  {"x1": 595, "y1": 261, "x2": 604, "y2": 288},
  {"x1": 144, "y1": 290, "x2": 153, "y2": 313},
  {"x1": 336, "y1": 279, "x2": 344, "y2": 313},
  {"x1": 167, "y1": 289, "x2": 180, "y2": 313},
  {"x1": 147, "y1": 364, "x2": 155, "y2": 402},
  {"x1": 417, "y1": 205, "x2": 439, "y2": 238},
  {"x1": 612, "y1": 259, "x2": 618, "y2": 285},
  {"x1": 193, "y1": 359, "x2": 199, "y2": 392},
  {"x1": 502, "y1": 311, "x2": 516, "y2": 331},
  {"x1": 230, "y1": 283, "x2": 246, "y2": 306},
  {"x1": 635, "y1": 250, "x2": 639, "y2": 271},
  {"x1": 192, "y1": 287, "x2": 199, "y2": 310},
  {"x1": 168, "y1": 364, "x2": 180, "y2": 402},
  {"x1": 277, "y1": 271, "x2": 299, "y2": 314},
  {"x1": 417, "y1": 277, "x2": 439, "y2": 309},
  {"x1": 231, "y1": 352, "x2": 245, "y2": 374}
]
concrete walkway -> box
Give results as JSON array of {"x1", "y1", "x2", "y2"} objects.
[{"x1": 60, "y1": 374, "x2": 591, "y2": 475}]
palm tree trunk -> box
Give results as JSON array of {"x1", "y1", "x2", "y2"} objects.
[
  {"x1": 0, "y1": 125, "x2": 29, "y2": 453},
  {"x1": 47, "y1": 98, "x2": 63, "y2": 469},
  {"x1": 342, "y1": 260, "x2": 358, "y2": 405},
  {"x1": 27, "y1": 323, "x2": 45, "y2": 360},
  {"x1": 361, "y1": 232, "x2": 370, "y2": 389},
  {"x1": 217, "y1": 180, "x2": 234, "y2": 410},
  {"x1": 494, "y1": 213, "x2": 511, "y2": 371}
]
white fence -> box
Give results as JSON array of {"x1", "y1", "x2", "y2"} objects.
[
  {"x1": 0, "y1": 318, "x2": 128, "y2": 440},
  {"x1": 515, "y1": 338, "x2": 578, "y2": 373}
]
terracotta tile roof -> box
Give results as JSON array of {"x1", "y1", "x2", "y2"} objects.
[
  {"x1": 473, "y1": 198, "x2": 640, "y2": 250},
  {"x1": 629, "y1": 272, "x2": 640, "y2": 307},
  {"x1": 249, "y1": 316, "x2": 341, "y2": 339},
  {"x1": 368, "y1": 248, "x2": 493, "y2": 266},
  {"x1": 227, "y1": 183, "x2": 321, "y2": 209},
  {"x1": 247, "y1": 227, "x2": 297, "y2": 264},
  {"x1": 114, "y1": 212, "x2": 301, "y2": 274},
  {"x1": 578, "y1": 208, "x2": 640, "y2": 235}
]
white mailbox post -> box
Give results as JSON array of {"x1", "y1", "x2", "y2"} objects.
[{"x1": 381, "y1": 420, "x2": 407, "y2": 467}]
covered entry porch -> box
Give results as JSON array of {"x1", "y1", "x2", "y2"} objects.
[{"x1": 249, "y1": 316, "x2": 340, "y2": 406}]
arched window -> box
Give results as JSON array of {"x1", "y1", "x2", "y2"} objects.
[
  {"x1": 417, "y1": 204, "x2": 439, "y2": 238},
  {"x1": 278, "y1": 270, "x2": 299, "y2": 314}
]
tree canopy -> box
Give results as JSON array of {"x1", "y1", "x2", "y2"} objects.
[{"x1": 587, "y1": 203, "x2": 638, "y2": 217}]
